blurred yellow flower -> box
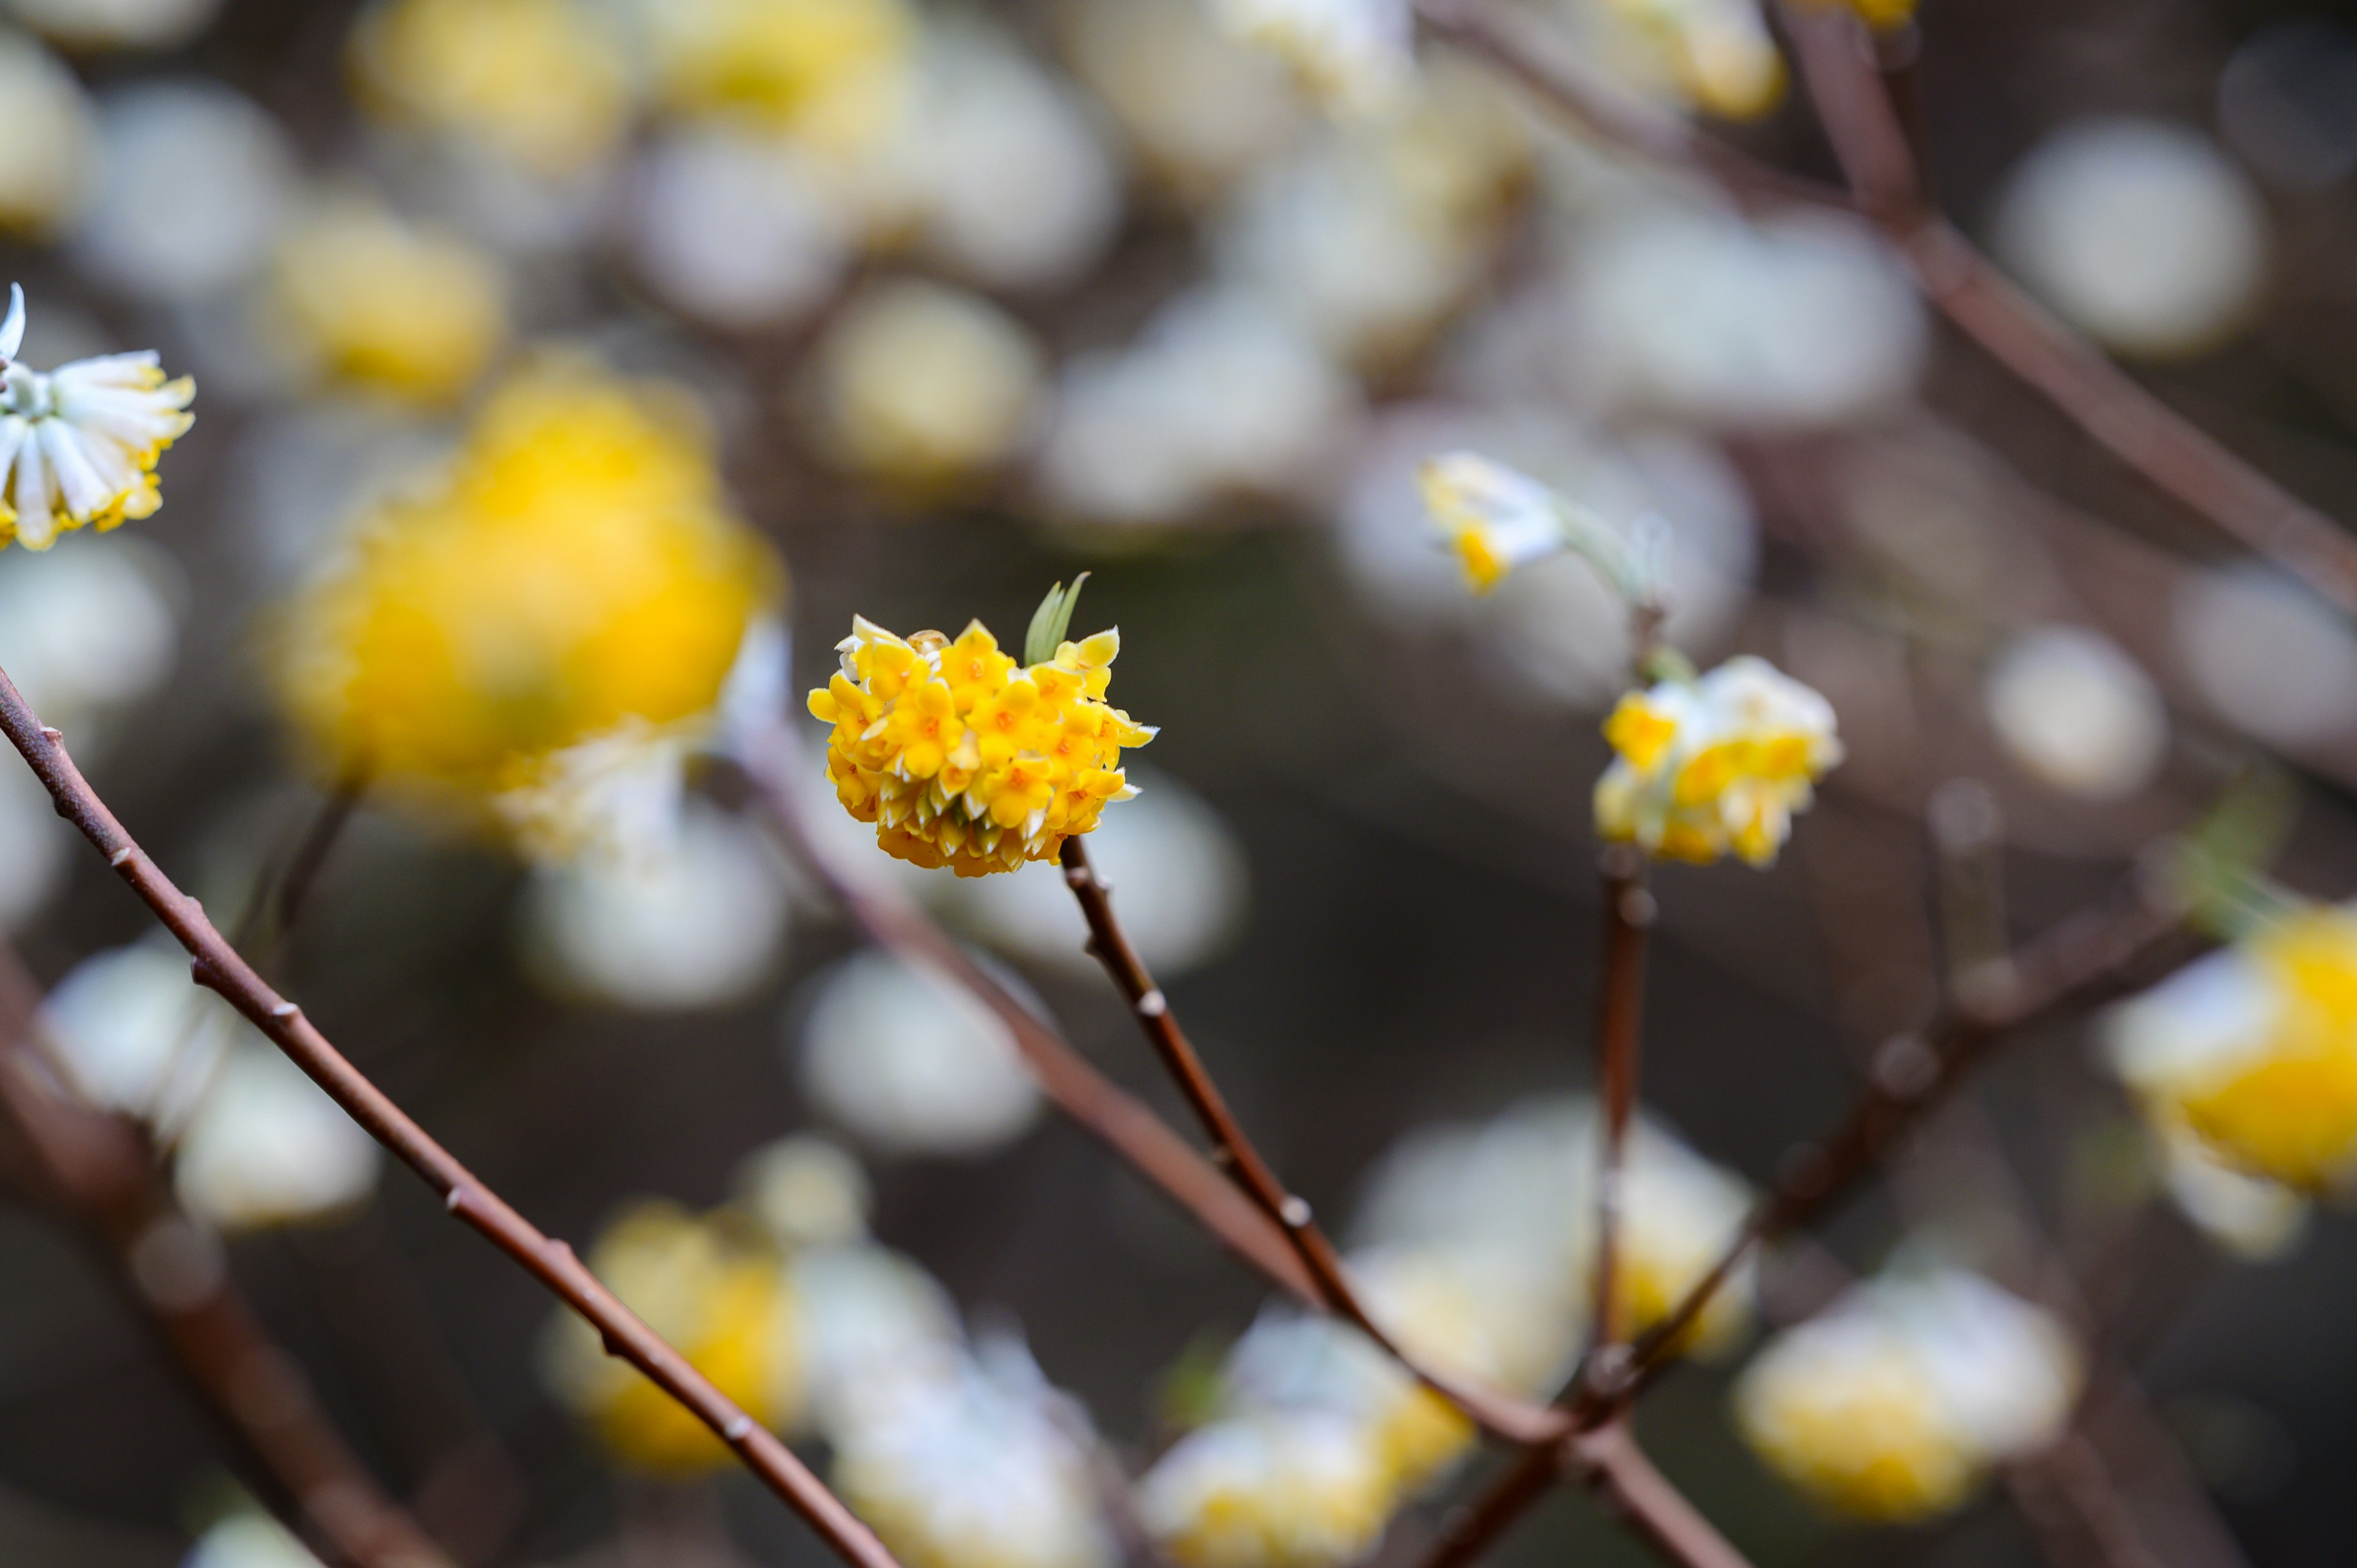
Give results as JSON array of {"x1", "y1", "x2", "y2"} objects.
[
  {"x1": 350, "y1": 0, "x2": 636, "y2": 177},
  {"x1": 1733, "y1": 1270, "x2": 2078, "y2": 1522},
  {"x1": 1595, "y1": 656, "x2": 1842, "y2": 867},
  {"x1": 640, "y1": 0, "x2": 916, "y2": 158},
  {"x1": 1418, "y1": 452, "x2": 1568, "y2": 593},
  {"x1": 273, "y1": 198, "x2": 509, "y2": 404},
  {"x1": 0, "y1": 33, "x2": 93, "y2": 239},
  {"x1": 543, "y1": 1200, "x2": 799, "y2": 1472},
  {"x1": 2110, "y1": 905, "x2": 2357, "y2": 1191},
  {"x1": 1138, "y1": 1412, "x2": 1393, "y2": 1568},
  {"x1": 276, "y1": 357, "x2": 780, "y2": 831},
  {"x1": 809, "y1": 280, "x2": 1047, "y2": 493},
  {"x1": 807, "y1": 616, "x2": 1153, "y2": 878},
  {"x1": 0, "y1": 287, "x2": 195, "y2": 553}
]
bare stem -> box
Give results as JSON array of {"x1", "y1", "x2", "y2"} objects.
[
  {"x1": 0, "y1": 663, "x2": 904, "y2": 1568},
  {"x1": 1586, "y1": 848, "x2": 1652, "y2": 1368},
  {"x1": 0, "y1": 943, "x2": 450, "y2": 1568},
  {"x1": 1058, "y1": 836, "x2": 1558, "y2": 1443}
]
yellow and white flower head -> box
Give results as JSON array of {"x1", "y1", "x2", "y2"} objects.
[
  {"x1": 1417, "y1": 450, "x2": 1651, "y2": 599},
  {"x1": 270, "y1": 198, "x2": 509, "y2": 406},
  {"x1": 634, "y1": 0, "x2": 919, "y2": 162},
  {"x1": 1595, "y1": 655, "x2": 1842, "y2": 867},
  {"x1": 2105, "y1": 903, "x2": 2357, "y2": 1192},
  {"x1": 2153, "y1": 1116, "x2": 2309, "y2": 1262},
  {"x1": 275, "y1": 355, "x2": 781, "y2": 841},
  {"x1": 0, "y1": 285, "x2": 195, "y2": 552},
  {"x1": 1733, "y1": 1268, "x2": 2080, "y2": 1523},
  {"x1": 1604, "y1": 0, "x2": 1784, "y2": 120},
  {"x1": 786, "y1": 1242, "x2": 963, "y2": 1439},
  {"x1": 1350, "y1": 1095, "x2": 1755, "y2": 1358},
  {"x1": 542, "y1": 1200, "x2": 799, "y2": 1472},
  {"x1": 350, "y1": 0, "x2": 638, "y2": 179},
  {"x1": 795, "y1": 950, "x2": 1042, "y2": 1157},
  {"x1": 171, "y1": 1043, "x2": 383, "y2": 1232},
  {"x1": 834, "y1": 1333, "x2": 1116, "y2": 1568},
  {"x1": 1137, "y1": 1409, "x2": 1394, "y2": 1568},
  {"x1": 1208, "y1": 0, "x2": 1414, "y2": 117},
  {"x1": 807, "y1": 613, "x2": 1155, "y2": 878}
]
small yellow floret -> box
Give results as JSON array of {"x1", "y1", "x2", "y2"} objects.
[
  {"x1": 351, "y1": 0, "x2": 637, "y2": 177},
  {"x1": 273, "y1": 199, "x2": 509, "y2": 404},
  {"x1": 810, "y1": 616, "x2": 1153, "y2": 877},
  {"x1": 1738, "y1": 1342, "x2": 1970, "y2": 1521},
  {"x1": 642, "y1": 0, "x2": 916, "y2": 158},
  {"x1": 2177, "y1": 910, "x2": 2357, "y2": 1190}
]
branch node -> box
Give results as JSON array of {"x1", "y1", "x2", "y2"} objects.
[
  {"x1": 107, "y1": 846, "x2": 133, "y2": 868},
  {"x1": 1618, "y1": 887, "x2": 1658, "y2": 927},
  {"x1": 444, "y1": 1185, "x2": 470, "y2": 1215},
  {"x1": 269, "y1": 1001, "x2": 301, "y2": 1021},
  {"x1": 725, "y1": 1413, "x2": 755, "y2": 1443},
  {"x1": 1870, "y1": 1033, "x2": 1938, "y2": 1100},
  {"x1": 37, "y1": 726, "x2": 59, "y2": 744},
  {"x1": 1137, "y1": 989, "x2": 1169, "y2": 1018},
  {"x1": 1279, "y1": 1194, "x2": 1313, "y2": 1229}
]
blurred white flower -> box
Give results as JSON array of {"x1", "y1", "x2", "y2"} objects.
[
  {"x1": 1983, "y1": 626, "x2": 2167, "y2": 801},
  {"x1": 2175, "y1": 563, "x2": 2357, "y2": 749},
  {"x1": 1208, "y1": 0, "x2": 1413, "y2": 118},
  {"x1": 521, "y1": 801, "x2": 791, "y2": 1011},
  {"x1": 1062, "y1": 0, "x2": 1309, "y2": 205},
  {"x1": 790, "y1": 1242, "x2": 964, "y2": 1437},
  {"x1": 739, "y1": 1133, "x2": 873, "y2": 1249},
  {"x1": 73, "y1": 82, "x2": 298, "y2": 303},
  {"x1": 1039, "y1": 285, "x2": 1360, "y2": 525},
  {"x1": 0, "y1": 763, "x2": 68, "y2": 931},
  {"x1": 835, "y1": 1334, "x2": 1116, "y2": 1568},
  {"x1": 1733, "y1": 1267, "x2": 2080, "y2": 1521},
  {"x1": 794, "y1": 949, "x2": 1041, "y2": 1156},
  {"x1": 1137, "y1": 1410, "x2": 1392, "y2": 1568},
  {"x1": 902, "y1": 22, "x2": 1121, "y2": 290},
  {"x1": 0, "y1": 31, "x2": 93, "y2": 239},
  {"x1": 1572, "y1": 202, "x2": 1926, "y2": 430},
  {"x1": 2218, "y1": 19, "x2": 2357, "y2": 192},
  {"x1": 940, "y1": 768, "x2": 1248, "y2": 979},
  {"x1": 0, "y1": 530, "x2": 180, "y2": 727},
  {"x1": 493, "y1": 718, "x2": 693, "y2": 871},
  {"x1": 2156, "y1": 1118, "x2": 2309, "y2": 1262},
  {"x1": 9, "y1": 0, "x2": 220, "y2": 48},
  {"x1": 1352, "y1": 1094, "x2": 1756, "y2": 1354},
  {"x1": 625, "y1": 130, "x2": 853, "y2": 330},
  {"x1": 39, "y1": 940, "x2": 234, "y2": 1127},
  {"x1": 182, "y1": 1514, "x2": 324, "y2": 1568},
  {"x1": 807, "y1": 279, "x2": 1047, "y2": 490},
  {"x1": 174, "y1": 1042, "x2": 382, "y2": 1231},
  {"x1": 1995, "y1": 118, "x2": 2267, "y2": 360}
]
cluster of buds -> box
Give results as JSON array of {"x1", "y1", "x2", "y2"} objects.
[{"x1": 807, "y1": 611, "x2": 1155, "y2": 878}]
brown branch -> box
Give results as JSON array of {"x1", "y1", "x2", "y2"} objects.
[
  {"x1": 1421, "y1": 0, "x2": 2357, "y2": 620},
  {"x1": 1585, "y1": 848, "x2": 1653, "y2": 1367},
  {"x1": 0, "y1": 944, "x2": 450, "y2": 1568},
  {"x1": 1056, "y1": 836, "x2": 1560, "y2": 1444},
  {"x1": 0, "y1": 665, "x2": 904, "y2": 1568}
]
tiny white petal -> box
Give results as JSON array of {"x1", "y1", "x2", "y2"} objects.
[{"x1": 0, "y1": 284, "x2": 23, "y2": 363}]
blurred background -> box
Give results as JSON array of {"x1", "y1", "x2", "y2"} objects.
[{"x1": 1, "y1": 0, "x2": 2355, "y2": 1564}]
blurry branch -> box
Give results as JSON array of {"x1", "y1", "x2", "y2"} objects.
[
  {"x1": 1417, "y1": 0, "x2": 2357, "y2": 620},
  {"x1": 1585, "y1": 846, "x2": 1654, "y2": 1377},
  {"x1": 1059, "y1": 838, "x2": 1584, "y2": 1444},
  {"x1": 0, "y1": 942, "x2": 452, "y2": 1568},
  {"x1": 735, "y1": 703, "x2": 1759, "y2": 1568},
  {"x1": 0, "y1": 665, "x2": 906, "y2": 1568},
  {"x1": 1413, "y1": 869, "x2": 2191, "y2": 1568},
  {"x1": 228, "y1": 773, "x2": 368, "y2": 962}
]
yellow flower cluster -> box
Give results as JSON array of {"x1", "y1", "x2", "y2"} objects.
[
  {"x1": 2110, "y1": 904, "x2": 2357, "y2": 1191},
  {"x1": 1733, "y1": 1270, "x2": 2078, "y2": 1523},
  {"x1": 273, "y1": 198, "x2": 508, "y2": 404},
  {"x1": 276, "y1": 357, "x2": 779, "y2": 825},
  {"x1": 1595, "y1": 656, "x2": 1842, "y2": 867},
  {"x1": 643, "y1": 0, "x2": 916, "y2": 158},
  {"x1": 807, "y1": 617, "x2": 1153, "y2": 878},
  {"x1": 349, "y1": 0, "x2": 635, "y2": 177},
  {"x1": 543, "y1": 1201, "x2": 799, "y2": 1472}
]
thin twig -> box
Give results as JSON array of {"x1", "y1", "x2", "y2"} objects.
[
  {"x1": 0, "y1": 664, "x2": 903, "y2": 1568},
  {"x1": 0, "y1": 944, "x2": 451, "y2": 1568},
  {"x1": 1585, "y1": 847, "x2": 1653, "y2": 1373},
  {"x1": 1057, "y1": 836, "x2": 1557, "y2": 1443},
  {"x1": 1420, "y1": 0, "x2": 2357, "y2": 620}
]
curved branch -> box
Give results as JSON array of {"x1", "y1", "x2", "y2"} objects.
[{"x1": 0, "y1": 665, "x2": 902, "y2": 1568}]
